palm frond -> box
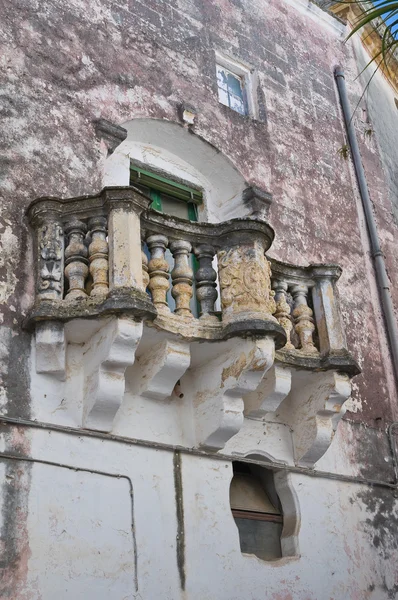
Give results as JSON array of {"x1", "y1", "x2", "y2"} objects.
[{"x1": 346, "y1": 1, "x2": 398, "y2": 47}]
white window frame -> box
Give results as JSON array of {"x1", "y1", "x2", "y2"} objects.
[{"x1": 215, "y1": 50, "x2": 258, "y2": 118}]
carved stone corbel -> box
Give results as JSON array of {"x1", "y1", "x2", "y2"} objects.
[
  {"x1": 82, "y1": 317, "x2": 143, "y2": 431},
  {"x1": 93, "y1": 118, "x2": 127, "y2": 155},
  {"x1": 126, "y1": 339, "x2": 190, "y2": 401},
  {"x1": 181, "y1": 337, "x2": 275, "y2": 450},
  {"x1": 243, "y1": 364, "x2": 292, "y2": 418},
  {"x1": 276, "y1": 370, "x2": 352, "y2": 467},
  {"x1": 242, "y1": 185, "x2": 273, "y2": 219},
  {"x1": 35, "y1": 321, "x2": 66, "y2": 380}
]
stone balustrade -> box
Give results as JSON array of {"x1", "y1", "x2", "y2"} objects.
[
  {"x1": 26, "y1": 186, "x2": 286, "y2": 348},
  {"x1": 140, "y1": 208, "x2": 286, "y2": 345},
  {"x1": 26, "y1": 186, "x2": 358, "y2": 376},
  {"x1": 26, "y1": 188, "x2": 157, "y2": 324},
  {"x1": 270, "y1": 259, "x2": 359, "y2": 376}
]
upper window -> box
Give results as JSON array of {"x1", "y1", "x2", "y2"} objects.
[
  {"x1": 216, "y1": 65, "x2": 248, "y2": 116},
  {"x1": 215, "y1": 51, "x2": 256, "y2": 118},
  {"x1": 230, "y1": 462, "x2": 283, "y2": 561}
]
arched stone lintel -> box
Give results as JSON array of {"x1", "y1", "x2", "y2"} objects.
[{"x1": 102, "y1": 118, "x2": 271, "y2": 223}]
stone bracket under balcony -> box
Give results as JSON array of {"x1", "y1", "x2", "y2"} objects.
[{"x1": 179, "y1": 336, "x2": 276, "y2": 451}]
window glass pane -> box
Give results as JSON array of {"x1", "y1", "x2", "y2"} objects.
[
  {"x1": 160, "y1": 194, "x2": 190, "y2": 219},
  {"x1": 234, "y1": 519, "x2": 283, "y2": 561},
  {"x1": 216, "y1": 64, "x2": 247, "y2": 115},
  {"x1": 227, "y1": 72, "x2": 244, "y2": 99},
  {"x1": 217, "y1": 86, "x2": 229, "y2": 107},
  {"x1": 229, "y1": 94, "x2": 245, "y2": 115},
  {"x1": 216, "y1": 65, "x2": 228, "y2": 90}
]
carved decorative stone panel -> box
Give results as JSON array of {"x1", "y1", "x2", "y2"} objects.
[{"x1": 37, "y1": 220, "x2": 64, "y2": 300}]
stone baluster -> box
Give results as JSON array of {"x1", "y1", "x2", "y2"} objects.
[
  {"x1": 64, "y1": 219, "x2": 89, "y2": 300},
  {"x1": 290, "y1": 284, "x2": 317, "y2": 353},
  {"x1": 147, "y1": 234, "x2": 170, "y2": 312},
  {"x1": 169, "y1": 240, "x2": 194, "y2": 317},
  {"x1": 194, "y1": 244, "x2": 218, "y2": 320},
  {"x1": 272, "y1": 279, "x2": 295, "y2": 350},
  {"x1": 141, "y1": 243, "x2": 150, "y2": 290},
  {"x1": 88, "y1": 216, "x2": 109, "y2": 297}
]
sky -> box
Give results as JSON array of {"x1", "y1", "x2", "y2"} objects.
[{"x1": 373, "y1": 0, "x2": 398, "y2": 36}]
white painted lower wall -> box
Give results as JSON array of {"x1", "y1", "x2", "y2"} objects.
[{"x1": 1, "y1": 424, "x2": 397, "y2": 600}]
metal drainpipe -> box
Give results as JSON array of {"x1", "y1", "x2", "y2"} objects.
[{"x1": 334, "y1": 67, "x2": 398, "y2": 387}]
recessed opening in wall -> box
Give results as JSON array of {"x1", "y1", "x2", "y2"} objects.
[
  {"x1": 230, "y1": 461, "x2": 283, "y2": 561},
  {"x1": 216, "y1": 64, "x2": 248, "y2": 116},
  {"x1": 215, "y1": 51, "x2": 257, "y2": 118}
]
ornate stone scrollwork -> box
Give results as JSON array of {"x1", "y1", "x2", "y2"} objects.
[
  {"x1": 218, "y1": 244, "x2": 276, "y2": 318},
  {"x1": 37, "y1": 220, "x2": 64, "y2": 300}
]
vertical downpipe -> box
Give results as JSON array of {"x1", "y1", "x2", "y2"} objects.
[{"x1": 334, "y1": 67, "x2": 398, "y2": 387}]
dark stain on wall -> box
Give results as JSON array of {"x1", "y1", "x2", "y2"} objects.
[
  {"x1": 4, "y1": 331, "x2": 31, "y2": 420},
  {"x1": 173, "y1": 450, "x2": 186, "y2": 590},
  {"x1": 0, "y1": 429, "x2": 32, "y2": 598},
  {"x1": 351, "y1": 425, "x2": 398, "y2": 598}
]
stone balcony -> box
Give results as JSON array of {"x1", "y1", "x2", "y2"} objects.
[{"x1": 25, "y1": 187, "x2": 360, "y2": 467}]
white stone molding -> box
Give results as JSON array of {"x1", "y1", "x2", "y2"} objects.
[
  {"x1": 182, "y1": 337, "x2": 275, "y2": 451},
  {"x1": 243, "y1": 364, "x2": 292, "y2": 418},
  {"x1": 35, "y1": 321, "x2": 66, "y2": 381},
  {"x1": 274, "y1": 471, "x2": 301, "y2": 557},
  {"x1": 223, "y1": 424, "x2": 294, "y2": 465},
  {"x1": 126, "y1": 339, "x2": 191, "y2": 401},
  {"x1": 82, "y1": 317, "x2": 143, "y2": 431},
  {"x1": 102, "y1": 118, "x2": 248, "y2": 223},
  {"x1": 277, "y1": 370, "x2": 352, "y2": 467}
]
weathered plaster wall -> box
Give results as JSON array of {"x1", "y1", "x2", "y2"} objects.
[
  {"x1": 1, "y1": 0, "x2": 398, "y2": 597},
  {"x1": 1, "y1": 425, "x2": 398, "y2": 600}
]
